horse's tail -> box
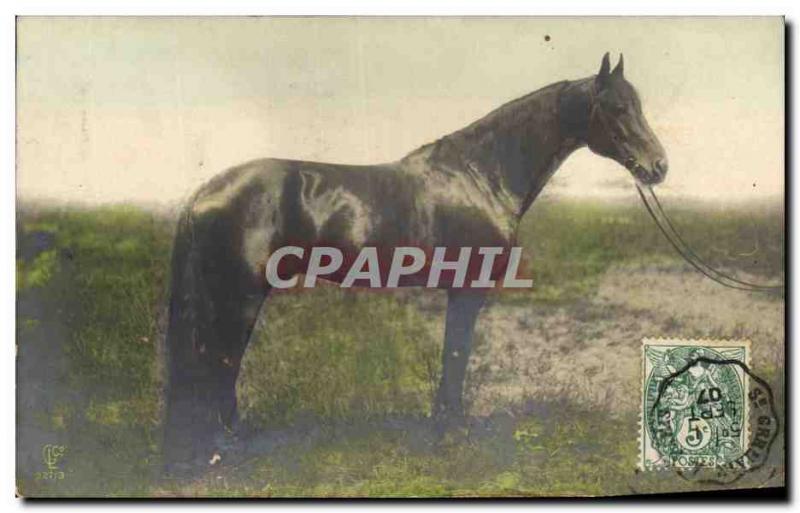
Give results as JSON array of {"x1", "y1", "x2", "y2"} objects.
[
  {"x1": 162, "y1": 203, "x2": 212, "y2": 471},
  {"x1": 164, "y1": 205, "x2": 197, "y2": 374},
  {"x1": 161, "y1": 169, "x2": 277, "y2": 474}
]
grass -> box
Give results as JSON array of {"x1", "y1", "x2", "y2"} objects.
[
  {"x1": 15, "y1": 197, "x2": 784, "y2": 497},
  {"x1": 17, "y1": 206, "x2": 171, "y2": 497},
  {"x1": 240, "y1": 288, "x2": 441, "y2": 426},
  {"x1": 516, "y1": 195, "x2": 784, "y2": 304},
  {"x1": 155, "y1": 405, "x2": 666, "y2": 498}
]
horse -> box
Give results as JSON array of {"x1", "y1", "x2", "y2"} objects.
[{"x1": 162, "y1": 52, "x2": 668, "y2": 471}]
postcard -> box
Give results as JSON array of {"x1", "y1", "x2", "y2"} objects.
[{"x1": 16, "y1": 16, "x2": 785, "y2": 498}]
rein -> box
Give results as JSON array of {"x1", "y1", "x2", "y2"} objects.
[{"x1": 636, "y1": 184, "x2": 784, "y2": 293}]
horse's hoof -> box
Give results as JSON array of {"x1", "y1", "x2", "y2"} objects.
[
  {"x1": 432, "y1": 411, "x2": 470, "y2": 444},
  {"x1": 211, "y1": 430, "x2": 247, "y2": 466},
  {"x1": 162, "y1": 442, "x2": 243, "y2": 481},
  {"x1": 161, "y1": 426, "x2": 246, "y2": 481},
  {"x1": 162, "y1": 458, "x2": 207, "y2": 481}
]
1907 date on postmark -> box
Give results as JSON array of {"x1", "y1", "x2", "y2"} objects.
[{"x1": 640, "y1": 338, "x2": 779, "y2": 483}]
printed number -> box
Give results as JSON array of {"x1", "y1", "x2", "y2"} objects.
[
  {"x1": 685, "y1": 418, "x2": 704, "y2": 447},
  {"x1": 697, "y1": 387, "x2": 722, "y2": 404}
]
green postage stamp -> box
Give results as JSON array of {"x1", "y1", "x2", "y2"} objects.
[{"x1": 640, "y1": 338, "x2": 750, "y2": 471}]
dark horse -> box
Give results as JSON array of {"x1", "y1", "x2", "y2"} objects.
[{"x1": 163, "y1": 53, "x2": 668, "y2": 471}]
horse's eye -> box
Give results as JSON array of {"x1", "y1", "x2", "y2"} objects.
[{"x1": 613, "y1": 104, "x2": 626, "y2": 115}]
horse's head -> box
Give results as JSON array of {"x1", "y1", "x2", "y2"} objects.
[{"x1": 587, "y1": 53, "x2": 668, "y2": 185}]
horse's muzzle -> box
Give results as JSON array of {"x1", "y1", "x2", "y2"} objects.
[
  {"x1": 626, "y1": 157, "x2": 667, "y2": 185},
  {"x1": 652, "y1": 158, "x2": 669, "y2": 182}
]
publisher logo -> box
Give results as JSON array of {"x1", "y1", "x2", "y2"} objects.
[{"x1": 35, "y1": 444, "x2": 66, "y2": 481}]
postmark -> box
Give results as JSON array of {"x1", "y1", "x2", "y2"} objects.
[{"x1": 640, "y1": 338, "x2": 779, "y2": 484}]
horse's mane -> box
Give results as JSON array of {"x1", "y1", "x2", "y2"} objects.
[
  {"x1": 454, "y1": 80, "x2": 570, "y2": 137},
  {"x1": 405, "y1": 79, "x2": 573, "y2": 165}
]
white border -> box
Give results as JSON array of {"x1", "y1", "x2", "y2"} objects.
[
  {"x1": 4, "y1": 2, "x2": 795, "y2": 510},
  {"x1": 4, "y1": 1, "x2": 795, "y2": 16}
]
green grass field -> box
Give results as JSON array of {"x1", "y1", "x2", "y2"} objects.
[{"x1": 16, "y1": 196, "x2": 784, "y2": 497}]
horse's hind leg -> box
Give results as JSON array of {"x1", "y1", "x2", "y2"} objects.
[
  {"x1": 163, "y1": 210, "x2": 268, "y2": 474},
  {"x1": 434, "y1": 289, "x2": 487, "y2": 426}
]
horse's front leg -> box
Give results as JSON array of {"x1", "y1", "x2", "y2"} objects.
[{"x1": 434, "y1": 288, "x2": 487, "y2": 425}]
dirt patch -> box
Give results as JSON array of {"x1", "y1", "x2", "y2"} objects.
[
  {"x1": 596, "y1": 264, "x2": 784, "y2": 368},
  {"x1": 463, "y1": 264, "x2": 784, "y2": 417}
]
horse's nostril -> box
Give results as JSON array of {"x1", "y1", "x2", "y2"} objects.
[{"x1": 654, "y1": 158, "x2": 669, "y2": 177}]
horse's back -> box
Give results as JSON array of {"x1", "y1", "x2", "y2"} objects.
[
  {"x1": 190, "y1": 158, "x2": 403, "y2": 213},
  {"x1": 184, "y1": 158, "x2": 419, "y2": 276}
]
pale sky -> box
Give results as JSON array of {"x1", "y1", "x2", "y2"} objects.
[{"x1": 17, "y1": 17, "x2": 784, "y2": 206}]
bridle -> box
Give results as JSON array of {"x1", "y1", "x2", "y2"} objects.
[
  {"x1": 587, "y1": 82, "x2": 781, "y2": 292},
  {"x1": 636, "y1": 184, "x2": 784, "y2": 293}
]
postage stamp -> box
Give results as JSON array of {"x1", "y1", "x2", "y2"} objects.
[{"x1": 640, "y1": 338, "x2": 751, "y2": 472}]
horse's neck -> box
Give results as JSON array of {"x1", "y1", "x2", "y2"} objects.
[{"x1": 416, "y1": 78, "x2": 591, "y2": 218}]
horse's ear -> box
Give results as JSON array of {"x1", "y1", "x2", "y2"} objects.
[
  {"x1": 596, "y1": 52, "x2": 611, "y2": 89},
  {"x1": 612, "y1": 53, "x2": 624, "y2": 78}
]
